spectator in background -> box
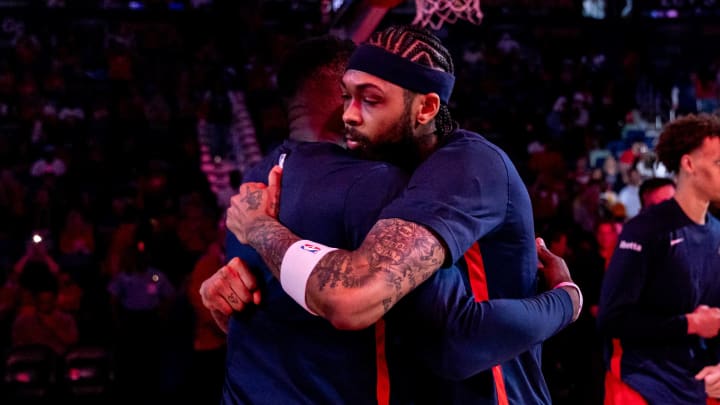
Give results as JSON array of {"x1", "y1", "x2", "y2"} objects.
[
  {"x1": 30, "y1": 145, "x2": 66, "y2": 178},
  {"x1": 592, "y1": 154, "x2": 624, "y2": 193},
  {"x1": 108, "y1": 230, "x2": 175, "y2": 404},
  {"x1": 617, "y1": 166, "x2": 643, "y2": 218},
  {"x1": 11, "y1": 271, "x2": 78, "y2": 355},
  {"x1": 543, "y1": 225, "x2": 605, "y2": 405},
  {"x1": 618, "y1": 141, "x2": 648, "y2": 180},
  {"x1": 186, "y1": 220, "x2": 226, "y2": 405},
  {"x1": 0, "y1": 168, "x2": 27, "y2": 231},
  {"x1": 693, "y1": 68, "x2": 719, "y2": 113},
  {"x1": 59, "y1": 209, "x2": 95, "y2": 258},
  {"x1": 13, "y1": 234, "x2": 60, "y2": 278},
  {"x1": 594, "y1": 218, "x2": 620, "y2": 271},
  {"x1": 202, "y1": 76, "x2": 233, "y2": 160},
  {"x1": 573, "y1": 180, "x2": 603, "y2": 234},
  {"x1": 638, "y1": 177, "x2": 676, "y2": 210}
]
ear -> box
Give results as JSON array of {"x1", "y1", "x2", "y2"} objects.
[
  {"x1": 416, "y1": 93, "x2": 441, "y2": 125},
  {"x1": 680, "y1": 153, "x2": 694, "y2": 174}
]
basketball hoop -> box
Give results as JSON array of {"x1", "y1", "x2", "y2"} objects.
[{"x1": 413, "y1": 0, "x2": 483, "y2": 30}]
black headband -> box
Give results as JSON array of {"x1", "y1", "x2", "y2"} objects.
[{"x1": 346, "y1": 44, "x2": 455, "y2": 104}]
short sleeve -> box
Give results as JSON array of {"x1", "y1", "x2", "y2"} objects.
[{"x1": 379, "y1": 135, "x2": 509, "y2": 264}]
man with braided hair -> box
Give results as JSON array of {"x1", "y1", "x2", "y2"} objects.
[
  {"x1": 221, "y1": 24, "x2": 580, "y2": 404},
  {"x1": 598, "y1": 113, "x2": 720, "y2": 404}
]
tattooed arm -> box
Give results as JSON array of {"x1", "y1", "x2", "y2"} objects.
[
  {"x1": 227, "y1": 180, "x2": 447, "y2": 330},
  {"x1": 305, "y1": 218, "x2": 445, "y2": 330}
]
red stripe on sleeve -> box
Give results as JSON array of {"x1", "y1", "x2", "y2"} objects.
[{"x1": 464, "y1": 242, "x2": 508, "y2": 405}]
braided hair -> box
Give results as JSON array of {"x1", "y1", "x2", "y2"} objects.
[{"x1": 366, "y1": 24, "x2": 457, "y2": 138}]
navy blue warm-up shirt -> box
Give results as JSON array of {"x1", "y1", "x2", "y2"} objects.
[
  {"x1": 223, "y1": 137, "x2": 573, "y2": 404},
  {"x1": 598, "y1": 198, "x2": 720, "y2": 404},
  {"x1": 380, "y1": 129, "x2": 549, "y2": 404}
]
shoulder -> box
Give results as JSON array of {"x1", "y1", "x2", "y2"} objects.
[
  {"x1": 443, "y1": 129, "x2": 504, "y2": 154},
  {"x1": 291, "y1": 142, "x2": 408, "y2": 185},
  {"x1": 709, "y1": 212, "x2": 720, "y2": 229},
  {"x1": 619, "y1": 201, "x2": 677, "y2": 243},
  {"x1": 244, "y1": 145, "x2": 288, "y2": 183},
  {"x1": 435, "y1": 130, "x2": 513, "y2": 173}
]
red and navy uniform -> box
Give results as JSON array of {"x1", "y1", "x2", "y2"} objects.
[
  {"x1": 379, "y1": 129, "x2": 551, "y2": 404},
  {"x1": 223, "y1": 138, "x2": 574, "y2": 404},
  {"x1": 223, "y1": 140, "x2": 406, "y2": 405},
  {"x1": 598, "y1": 198, "x2": 720, "y2": 404}
]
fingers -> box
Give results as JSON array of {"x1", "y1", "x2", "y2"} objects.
[
  {"x1": 536, "y1": 237, "x2": 547, "y2": 269},
  {"x1": 268, "y1": 165, "x2": 283, "y2": 189},
  {"x1": 536, "y1": 237, "x2": 553, "y2": 261},
  {"x1": 705, "y1": 370, "x2": 720, "y2": 387},
  {"x1": 200, "y1": 262, "x2": 258, "y2": 317},
  {"x1": 696, "y1": 366, "x2": 715, "y2": 380},
  {"x1": 267, "y1": 165, "x2": 283, "y2": 218},
  {"x1": 536, "y1": 237, "x2": 547, "y2": 249},
  {"x1": 227, "y1": 257, "x2": 259, "y2": 294},
  {"x1": 696, "y1": 365, "x2": 720, "y2": 400},
  {"x1": 200, "y1": 275, "x2": 235, "y2": 333},
  {"x1": 536, "y1": 236, "x2": 572, "y2": 289},
  {"x1": 221, "y1": 259, "x2": 257, "y2": 306}
]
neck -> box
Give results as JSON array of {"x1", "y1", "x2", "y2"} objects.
[
  {"x1": 673, "y1": 179, "x2": 709, "y2": 225},
  {"x1": 287, "y1": 104, "x2": 343, "y2": 145},
  {"x1": 415, "y1": 122, "x2": 441, "y2": 161}
]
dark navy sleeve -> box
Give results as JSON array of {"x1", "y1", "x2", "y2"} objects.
[
  {"x1": 392, "y1": 267, "x2": 574, "y2": 380},
  {"x1": 343, "y1": 165, "x2": 409, "y2": 248},
  {"x1": 597, "y1": 220, "x2": 688, "y2": 342},
  {"x1": 378, "y1": 135, "x2": 508, "y2": 264}
]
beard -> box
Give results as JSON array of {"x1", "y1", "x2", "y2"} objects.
[{"x1": 345, "y1": 107, "x2": 421, "y2": 170}]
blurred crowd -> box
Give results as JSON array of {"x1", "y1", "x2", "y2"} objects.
[{"x1": 1, "y1": 3, "x2": 720, "y2": 404}]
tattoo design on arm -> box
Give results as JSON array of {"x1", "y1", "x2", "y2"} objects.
[
  {"x1": 245, "y1": 217, "x2": 301, "y2": 279},
  {"x1": 243, "y1": 217, "x2": 445, "y2": 321},
  {"x1": 312, "y1": 218, "x2": 445, "y2": 312}
]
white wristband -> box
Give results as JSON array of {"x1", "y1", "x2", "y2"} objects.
[
  {"x1": 554, "y1": 281, "x2": 583, "y2": 322},
  {"x1": 280, "y1": 240, "x2": 337, "y2": 315}
]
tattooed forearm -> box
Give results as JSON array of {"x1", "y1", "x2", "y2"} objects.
[
  {"x1": 245, "y1": 217, "x2": 300, "y2": 279},
  {"x1": 245, "y1": 216, "x2": 446, "y2": 325},
  {"x1": 310, "y1": 218, "x2": 446, "y2": 315},
  {"x1": 313, "y1": 252, "x2": 374, "y2": 290}
]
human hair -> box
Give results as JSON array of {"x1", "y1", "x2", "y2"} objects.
[
  {"x1": 655, "y1": 113, "x2": 720, "y2": 173},
  {"x1": 366, "y1": 24, "x2": 457, "y2": 138},
  {"x1": 276, "y1": 35, "x2": 356, "y2": 100},
  {"x1": 638, "y1": 177, "x2": 675, "y2": 207}
]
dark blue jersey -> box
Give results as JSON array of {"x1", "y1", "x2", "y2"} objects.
[
  {"x1": 223, "y1": 140, "x2": 407, "y2": 405},
  {"x1": 223, "y1": 138, "x2": 573, "y2": 404},
  {"x1": 379, "y1": 129, "x2": 549, "y2": 404},
  {"x1": 598, "y1": 198, "x2": 720, "y2": 404}
]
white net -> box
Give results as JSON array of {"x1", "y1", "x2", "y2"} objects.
[{"x1": 413, "y1": 0, "x2": 483, "y2": 30}]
